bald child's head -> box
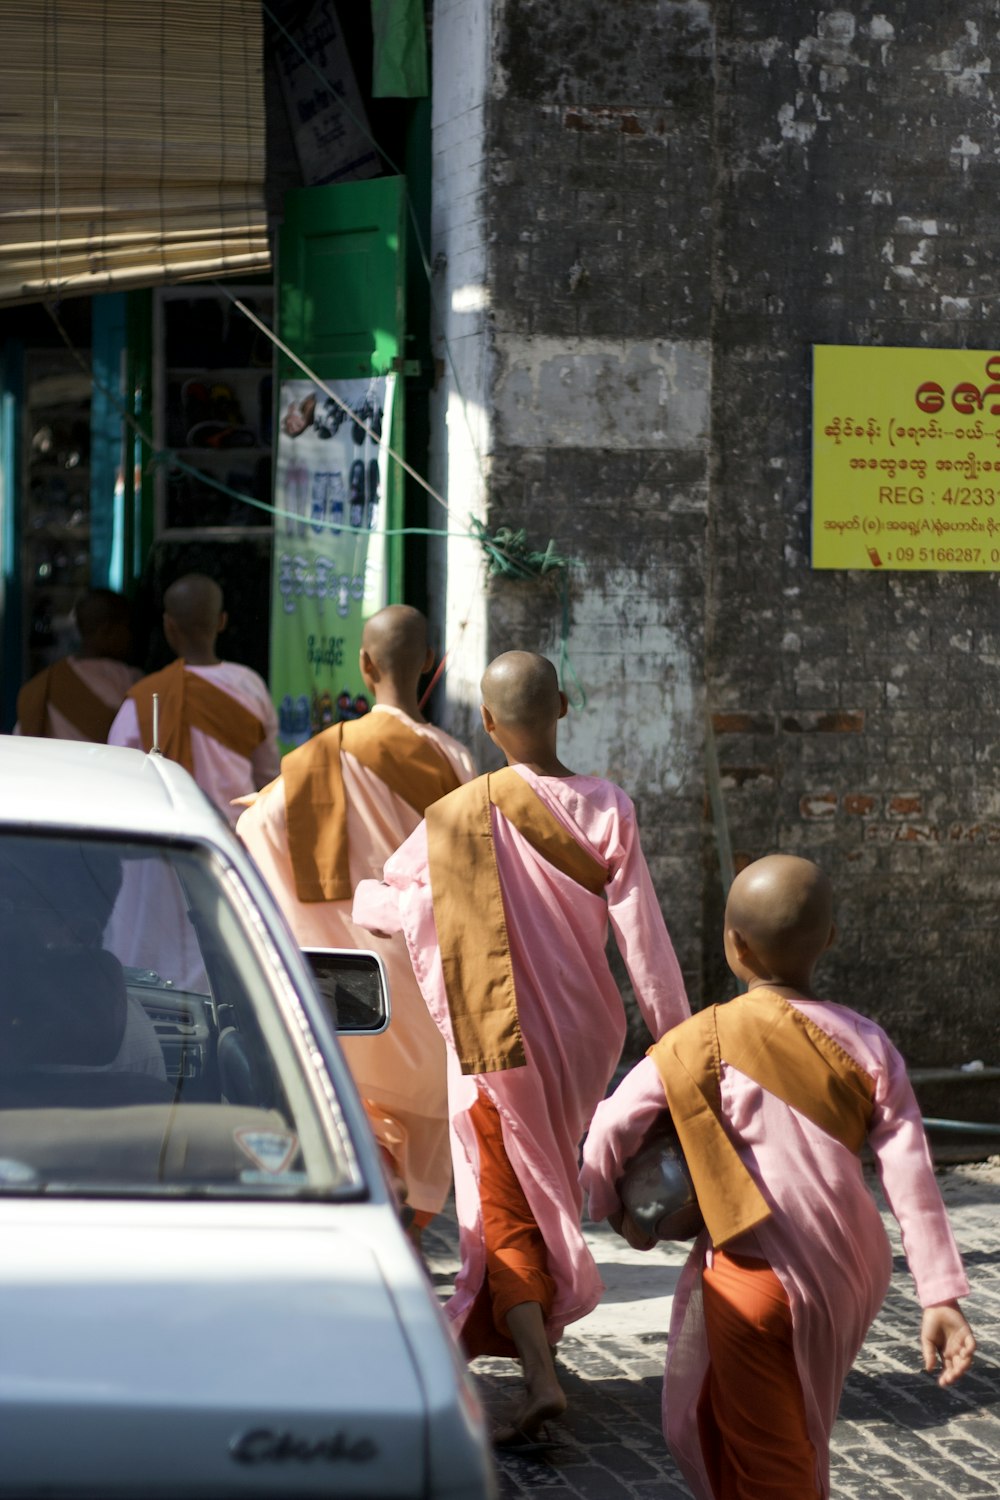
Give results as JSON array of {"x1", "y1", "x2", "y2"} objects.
[
  {"x1": 479, "y1": 652, "x2": 570, "y2": 774},
  {"x1": 480, "y1": 652, "x2": 563, "y2": 730},
  {"x1": 162, "y1": 574, "x2": 226, "y2": 661},
  {"x1": 359, "y1": 605, "x2": 434, "y2": 707},
  {"x1": 164, "y1": 574, "x2": 224, "y2": 634},
  {"x1": 725, "y1": 854, "x2": 834, "y2": 987},
  {"x1": 362, "y1": 605, "x2": 429, "y2": 677}
]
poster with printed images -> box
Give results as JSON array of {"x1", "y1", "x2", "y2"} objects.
[
  {"x1": 269, "y1": 376, "x2": 395, "y2": 753},
  {"x1": 813, "y1": 345, "x2": 1000, "y2": 570}
]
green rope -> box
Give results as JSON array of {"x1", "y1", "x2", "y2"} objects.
[
  {"x1": 469, "y1": 518, "x2": 586, "y2": 710},
  {"x1": 45, "y1": 293, "x2": 590, "y2": 709},
  {"x1": 469, "y1": 517, "x2": 569, "y2": 580},
  {"x1": 154, "y1": 453, "x2": 590, "y2": 710},
  {"x1": 149, "y1": 448, "x2": 471, "y2": 538}
]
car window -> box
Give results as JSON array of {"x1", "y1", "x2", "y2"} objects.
[{"x1": 0, "y1": 833, "x2": 357, "y2": 1200}]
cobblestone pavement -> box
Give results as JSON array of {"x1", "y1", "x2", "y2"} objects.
[{"x1": 423, "y1": 1157, "x2": 1000, "y2": 1498}]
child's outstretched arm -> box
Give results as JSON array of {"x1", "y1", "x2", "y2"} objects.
[
  {"x1": 920, "y1": 1300, "x2": 976, "y2": 1387},
  {"x1": 866, "y1": 1024, "x2": 973, "y2": 1388},
  {"x1": 351, "y1": 878, "x2": 402, "y2": 939}
]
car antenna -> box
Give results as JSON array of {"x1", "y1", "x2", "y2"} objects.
[{"x1": 151, "y1": 692, "x2": 162, "y2": 756}]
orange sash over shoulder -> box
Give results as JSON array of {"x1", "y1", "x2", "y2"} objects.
[
  {"x1": 283, "y1": 712, "x2": 463, "y2": 903},
  {"x1": 648, "y1": 989, "x2": 876, "y2": 1247},
  {"x1": 128, "y1": 660, "x2": 265, "y2": 776},
  {"x1": 426, "y1": 767, "x2": 609, "y2": 1075},
  {"x1": 17, "y1": 659, "x2": 118, "y2": 742}
]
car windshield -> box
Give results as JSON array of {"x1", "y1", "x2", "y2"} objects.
[{"x1": 0, "y1": 832, "x2": 357, "y2": 1200}]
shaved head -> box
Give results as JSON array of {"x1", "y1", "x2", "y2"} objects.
[
  {"x1": 361, "y1": 605, "x2": 429, "y2": 680},
  {"x1": 726, "y1": 854, "x2": 833, "y2": 970},
  {"x1": 481, "y1": 651, "x2": 561, "y2": 730},
  {"x1": 163, "y1": 574, "x2": 224, "y2": 633}
]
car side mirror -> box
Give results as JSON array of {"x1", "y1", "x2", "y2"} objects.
[{"x1": 302, "y1": 948, "x2": 390, "y2": 1035}]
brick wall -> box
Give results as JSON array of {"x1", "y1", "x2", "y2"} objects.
[
  {"x1": 480, "y1": 0, "x2": 716, "y2": 1012},
  {"x1": 432, "y1": 0, "x2": 1000, "y2": 1070},
  {"x1": 707, "y1": 5, "x2": 1000, "y2": 1066}
]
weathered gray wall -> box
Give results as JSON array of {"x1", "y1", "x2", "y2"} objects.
[
  {"x1": 706, "y1": 5, "x2": 1000, "y2": 1071},
  {"x1": 462, "y1": 0, "x2": 1000, "y2": 1071},
  {"x1": 483, "y1": 0, "x2": 715, "y2": 1015}
]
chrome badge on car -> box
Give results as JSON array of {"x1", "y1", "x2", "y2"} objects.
[{"x1": 229, "y1": 1429, "x2": 379, "y2": 1464}]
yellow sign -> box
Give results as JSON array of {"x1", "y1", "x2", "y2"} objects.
[{"x1": 812, "y1": 345, "x2": 1000, "y2": 570}]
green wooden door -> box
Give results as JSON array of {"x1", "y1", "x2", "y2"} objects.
[
  {"x1": 278, "y1": 176, "x2": 407, "y2": 382},
  {"x1": 269, "y1": 177, "x2": 409, "y2": 727},
  {"x1": 277, "y1": 176, "x2": 407, "y2": 603}
]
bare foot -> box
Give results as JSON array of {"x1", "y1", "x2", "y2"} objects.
[
  {"x1": 496, "y1": 1301, "x2": 567, "y2": 1447},
  {"x1": 493, "y1": 1384, "x2": 567, "y2": 1447}
]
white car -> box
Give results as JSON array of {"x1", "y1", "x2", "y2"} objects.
[{"x1": 0, "y1": 737, "x2": 495, "y2": 1500}]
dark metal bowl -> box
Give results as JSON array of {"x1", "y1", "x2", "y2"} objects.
[{"x1": 620, "y1": 1130, "x2": 704, "y2": 1242}]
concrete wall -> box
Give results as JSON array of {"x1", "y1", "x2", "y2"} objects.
[
  {"x1": 706, "y1": 6, "x2": 1000, "y2": 1069},
  {"x1": 482, "y1": 0, "x2": 715, "y2": 1014},
  {"x1": 432, "y1": 0, "x2": 1000, "y2": 1070}
]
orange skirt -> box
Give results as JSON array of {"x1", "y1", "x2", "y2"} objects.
[
  {"x1": 460, "y1": 1089, "x2": 556, "y2": 1359},
  {"x1": 697, "y1": 1250, "x2": 820, "y2": 1500}
]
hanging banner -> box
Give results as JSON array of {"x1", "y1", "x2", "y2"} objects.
[
  {"x1": 274, "y1": 0, "x2": 380, "y2": 186},
  {"x1": 813, "y1": 345, "x2": 1000, "y2": 570},
  {"x1": 270, "y1": 375, "x2": 395, "y2": 752}
]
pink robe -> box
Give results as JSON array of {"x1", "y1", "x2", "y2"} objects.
[
  {"x1": 237, "y1": 706, "x2": 476, "y2": 1214},
  {"x1": 353, "y1": 766, "x2": 690, "y2": 1344},
  {"x1": 107, "y1": 661, "x2": 280, "y2": 827},
  {"x1": 104, "y1": 857, "x2": 211, "y2": 995},
  {"x1": 14, "y1": 657, "x2": 141, "y2": 739},
  {"x1": 580, "y1": 996, "x2": 970, "y2": 1499}
]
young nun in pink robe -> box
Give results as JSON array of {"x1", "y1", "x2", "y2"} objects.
[
  {"x1": 15, "y1": 589, "x2": 139, "y2": 742},
  {"x1": 107, "y1": 575, "x2": 278, "y2": 826},
  {"x1": 353, "y1": 651, "x2": 690, "y2": 1444},
  {"x1": 106, "y1": 575, "x2": 279, "y2": 993},
  {"x1": 104, "y1": 649, "x2": 281, "y2": 992},
  {"x1": 15, "y1": 658, "x2": 141, "y2": 741},
  {"x1": 238, "y1": 699, "x2": 475, "y2": 1220},
  {"x1": 581, "y1": 854, "x2": 975, "y2": 1500},
  {"x1": 108, "y1": 657, "x2": 279, "y2": 828}
]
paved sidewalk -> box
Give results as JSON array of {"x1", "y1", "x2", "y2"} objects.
[{"x1": 423, "y1": 1157, "x2": 1000, "y2": 1498}]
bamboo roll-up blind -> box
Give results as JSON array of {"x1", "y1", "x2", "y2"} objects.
[{"x1": 0, "y1": 0, "x2": 271, "y2": 305}]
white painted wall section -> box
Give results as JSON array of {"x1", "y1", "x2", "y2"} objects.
[
  {"x1": 490, "y1": 334, "x2": 709, "y2": 796},
  {"x1": 428, "y1": 0, "x2": 492, "y2": 740},
  {"x1": 537, "y1": 568, "x2": 701, "y2": 795},
  {"x1": 493, "y1": 337, "x2": 711, "y2": 450}
]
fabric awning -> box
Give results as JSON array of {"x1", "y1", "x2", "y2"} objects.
[{"x1": 0, "y1": 0, "x2": 271, "y2": 306}]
